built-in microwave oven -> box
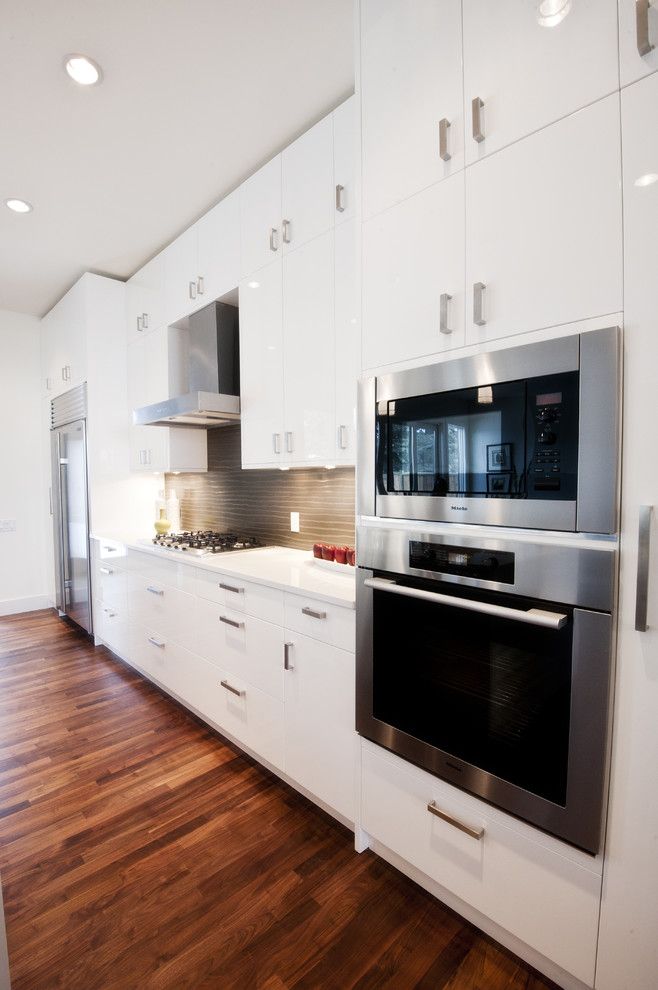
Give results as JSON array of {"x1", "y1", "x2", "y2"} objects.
[{"x1": 358, "y1": 326, "x2": 620, "y2": 533}]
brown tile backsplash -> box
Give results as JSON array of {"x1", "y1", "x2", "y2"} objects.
[{"x1": 165, "y1": 425, "x2": 355, "y2": 550}]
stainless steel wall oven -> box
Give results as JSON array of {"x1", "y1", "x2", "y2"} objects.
[
  {"x1": 358, "y1": 326, "x2": 620, "y2": 533},
  {"x1": 356, "y1": 526, "x2": 615, "y2": 853}
]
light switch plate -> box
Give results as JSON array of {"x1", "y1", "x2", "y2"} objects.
[{"x1": 290, "y1": 512, "x2": 300, "y2": 533}]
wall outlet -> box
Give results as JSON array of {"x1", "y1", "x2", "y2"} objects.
[
  {"x1": 0, "y1": 520, "x2": 16, "y2": 533},
  {"x1": 290, "y1": 511, "x2": 300, "y2": 533}
]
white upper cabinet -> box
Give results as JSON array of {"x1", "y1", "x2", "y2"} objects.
[
  {"x1": 465, "y1": 94, "x2": 622, "y2": 344},
  {"x1": 333, "y1": 96, "x2": 357, "y2": 226},
  {"x1": 282, "y1": 114, "x2": 334, "y2": 254},
  {"x1": 596, "y1": 72, "x2": 658, "y2": 990},
  {"x1": 41, "y1": 277, "x2": 87, "y2": 396},
  {"x1": 282, "y1": 231, "x2": 335, "y2": 464},
  {"x1": 240, "y1": 156, "x2": 283, "y2": 278},
  {"x1": 196, "y1": 187, "x2": 241, "y2": 304},
  {"x1": 362, "y1": 172, "x2": 465, "y2": 371},
  {"x1": 619, "y1": 0, "x2": 658, "y2": 87},
  {"x1": 239, "y1": 261, "x2": 285, "y2": 468},
  {"x1": 126, "y1": 253, "x2": 165, "y2": 341},
  {"x1": 462, "y1": 0, "x2": 619, "y2": 165},
  {"x1": 163, "y1": 224, "x2": 199, "y2": 326},
  {"x1": 360, "y1": 0, "x2": 464, "y2": 221},
  {"x1": 334, "y1": 219, "x2": 360, "y2": 463}
]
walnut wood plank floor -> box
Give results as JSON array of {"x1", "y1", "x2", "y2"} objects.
[{"x1": 0, "y1": 610, "x2": 559, "y2": 990}]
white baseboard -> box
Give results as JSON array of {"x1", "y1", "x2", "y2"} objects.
[{"x1": 0, "y1": 595, "x2": 52, "y2": 617}]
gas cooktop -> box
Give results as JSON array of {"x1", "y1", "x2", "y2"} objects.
[{"x1": 152, "y1": 531, "x2": 265, "y2": 556}]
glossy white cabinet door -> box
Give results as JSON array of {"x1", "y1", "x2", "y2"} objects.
[
  {"x1": 240, "y1": 155, "x2": 282, "y2": 278},
  {"x1": 282, "y1": 231, "x2": 335, "y2": 464},
  {"x1": 282, "y1": 114, "x2": 334, "y2": 254},
  {"x1": 596, "y1": 74, "x2": 658, "y2": 990},
  {"x1": 360, "y1": 0, "x2": 463, "y2": 221},
  {"x1": 619, "y1": 0, "x2": 658, "y2": 87},
  {"x1": 362, "y1": 172, "x2": 465, "y2": 371},
  {"x1": 239, "y1": 261, "x2": 285, "y2": 467},
  {"x1": 333, "y1": 96, "x2": 357, "y2": 226},
  {"x1": 462, "y1": 0, "x2": 619, "y2": 165},
  {"x1": 284, "y1": 633, "x2": 356, "y2": 822},
  {"x1": 334, "y1": 219, "x2": 359, "y2": 464},
  {"x1": 163, "y1": 224, "x2": 198, "y2": 326},
  {"x1": 197, "y1": 188, "x2": 241, "y2": 304},
  {"x1": 465, "y1": 95, "x2": 622, "y2": 344},
  {"x1": 126, "y1": 253, "x2": 164, "y2": 341}
]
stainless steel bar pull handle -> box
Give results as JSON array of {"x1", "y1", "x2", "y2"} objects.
[
  {"x1": 273, "y1": 432, "x2": 282, "y2": 454},
  {"x1": 472, "y1": 97, "x2": 485, "y2": 142},
  {"x1": 142, "y1": 312, "x2": 149, "y2": 329},
  {"x1": 146, "y1": 586, "x2": 164, "y2": 596},
  {"x1": 148, "y1": 636, "x2": 165, "y2": 649},
  {"x1": 439, "y1": 293, "x2": 452, "y2": 335},
  {"x1": 189, "y1": 280, "x2": 197, "y2": 300},
  {"x1": 136, "y1": 316, "x2": 143, "y2": 332},
  {"x1": 219, "y1": 582, "x2": 244, "y2": 594},
  {"x1": 339, "y1": 425, "x2": 348, "y2": 449},
  {"x1": 473, "y1": 282, "x2": 486, "y2": 326},
  {"x1": 427, "y1": 802, "x2": 484, "y2": 841},
  {"x1": 221, "y1": 679, "x2": 245, "y2": 698},
  {"x1": 99, "y1": 567, "x2": 113, "y2": 575},
  {"x1": 302, "y1": 606, "x2": 327, "y2": 620},
  {"x1": 439, "y1": 118, "x2": 451, "y2": 161},
  {"x1": 220, "y1": 615, "x2": 244, "y2": 629},
  {"x1": 335, "y1": 184, "x2": 345, "y2": 212},
  {"x1": 364, "y1": 577, "x2": 568, "y2": 630},
  {"x1": 285, "y1": 431, "x2": 294, "y2": 453},
  {"x1": 197, "y1": 276, "x2": 204, "y2": 296},
  {"x1": 269, "y1": 227, "x2": 279, "y2": 252},
  {"x1": 284, "y1": 641, "x2": 294, "y2": 670},
  {"x1": 637, "y1": 0, "x2": 656, "y2": 56},
  {"x1": 282, "y1": 219, "x2": 291, "y2": 244},
  {"x1": 635, "y1": 505, "x2": 653, "y2": 631}
]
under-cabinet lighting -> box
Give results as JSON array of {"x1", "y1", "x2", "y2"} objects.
[
  {"x1": 325, "y1": 465, "x2": 336, "y2": 470},
  {"x1": 64, "y1": 54, "x2": 103, "y2": 86},
  {"x1": 5, "y1": 198, "x2": 33, "y2": 213},
  {"x1": 247, "y1": 280, "x2": 260, "y2": 289},
  {"x1": 634, "y1": 173, "x2": 658, "y2": 188},
  {"x1": 478, "y1": 386, "x2": 493, "y2": 405},
  {"x1": 279, "y1": 466, "x2": 290, "y2": 471},
  {"x1": 537, "y1": 0, "x2": 571, "y2": 27}
]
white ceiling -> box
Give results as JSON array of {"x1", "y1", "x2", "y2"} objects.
[{"x1": 0, "y1": 0, "x2": 354, "y2": 317}]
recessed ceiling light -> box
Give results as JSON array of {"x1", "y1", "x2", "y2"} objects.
[
  {"x1": 64, "y1": 54, "x2": 102, "y2": 86},
  {"x1": 537, "y1": 0, "x2": 571, "y2": 27},
  {"x1": 634, "y1": 172, "x2": 658, "y2": 188},
  {"x1": 5, "y1": 198, "x2": 33, "y2": 214}
]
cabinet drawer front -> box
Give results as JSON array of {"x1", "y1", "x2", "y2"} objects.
[
  {"x1": 125, "y1": 549, "x2": 196, "y2": 594},
  {"x1": 284, "y1": 594, "x2": 355, "y2": 652},
  {"x1": 195, "y1": 568, "x2": 284, "y2": 624},
  {"x1": 128, "y1": 576, "x2": 195, "y2": 645},
  {"x1": 194, "y1": 599, "x2": 284, "y2": 700},
  {"x1": 211, "y1": 668, "x2": 285, "y2": 771},
  {"x1": 96, "y1": 605, "x2": 131, "y2": 659},
  {"x1": 361, "y1": 745, "x2": 600, "y2": 984},
  {"x1": 130, "y1": 626, "x2": 192, "y2": 699},
  {"x1": 94, "y1": 561, "x2": 128, "y2": 612}
]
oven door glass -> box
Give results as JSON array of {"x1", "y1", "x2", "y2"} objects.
[
  {"x1": 376, "y1": 371, "x2": 578, "y2": 501},
  {"x1": 372, "y1": 578, "x2": 573, "y2": 806}
]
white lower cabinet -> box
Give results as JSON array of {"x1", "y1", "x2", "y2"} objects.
[
  {"x1": 361, "y1": 742, "x2": 601, "y2": 985},
  {"x1": 284, "y1": 633, "x2": 355, "y2": 822}
]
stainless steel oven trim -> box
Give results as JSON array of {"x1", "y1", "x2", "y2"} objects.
[
  {"x1": 361, "y1": 327, "x2": 621, "y2": 535},
  {"x1": 357, "y1": 524, "x2": 615, "y2": 612},
  {"x1": 356, "y1": 566, "x2": 614, "y2": 854}
]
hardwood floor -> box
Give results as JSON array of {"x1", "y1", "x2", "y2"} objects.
[{"x1": 0, "y1": 609, "x2": 559, "y2": 990}]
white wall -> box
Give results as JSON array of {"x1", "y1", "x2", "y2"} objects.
[{"x1": 0, "y1": 309, "x2": 49, "y2": 614}]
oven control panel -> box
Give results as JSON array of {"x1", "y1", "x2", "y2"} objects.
[
  {"x1": 409, "y1": 541, "x2": 515, "y2": 584},
  {"x1": 528, "y1": 374, "x2": 579, "y2": 498}
]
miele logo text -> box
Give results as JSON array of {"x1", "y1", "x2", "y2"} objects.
[{"x1": 450, "y1": 505, "x2": 468, "y2": 511}]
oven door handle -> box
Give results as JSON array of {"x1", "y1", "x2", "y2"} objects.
[{"x1": 363, "y1": 578, "x2": 568, "y2": 630}]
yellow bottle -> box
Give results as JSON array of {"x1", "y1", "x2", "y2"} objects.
[{"x1": 154, "y1": 507, "x2": 171, "y2": 535}]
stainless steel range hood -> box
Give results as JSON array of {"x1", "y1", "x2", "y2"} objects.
[{"x1": 133, "y1": 302, "x2": 240, "y2": 428}]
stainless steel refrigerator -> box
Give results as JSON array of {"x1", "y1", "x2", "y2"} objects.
[{"x1": 50, "y1": 384, "x2": 92, "y2": 635}]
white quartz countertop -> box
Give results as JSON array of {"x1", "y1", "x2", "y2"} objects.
[{"x1": 92, "y1": 535, "x2": 356, "y2": 608}]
